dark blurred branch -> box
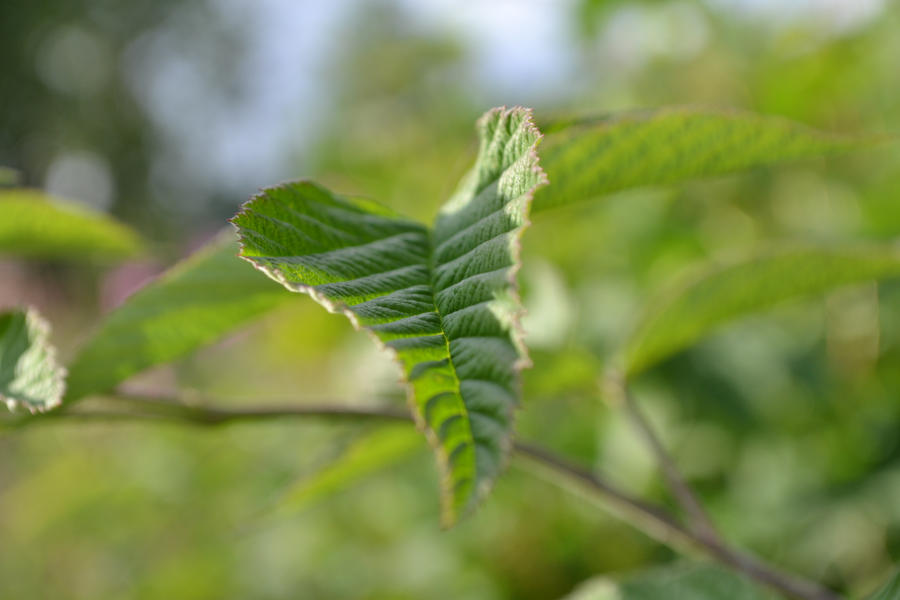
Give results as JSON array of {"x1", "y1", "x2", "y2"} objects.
[
  {"x1": 603, "y1": 368, "x2": 839, "y2": 600},
  {"x1": 1, "y1": 394, "x2": 410, "y2": 429},
  {"x1": 604, "y1": 368, "x2": 720, "y2": 541},
  {"x1": 11, "y1": 394, "x2": 839, "y2": 600},
  {"x1": 515, "y1": 441, "x2": 840, "y2": 600},
  {"x1": 99, "y1": 393, "x2": 412, "y2": 424}
]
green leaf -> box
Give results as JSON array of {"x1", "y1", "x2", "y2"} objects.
[
  {"x1": 65, "y1": 232, "x2": 291, "y2": 402},
  {"x1": 0, "y1": 308, "x2": 66, "y2": 414},
  {"x1": 868, "y1": 569, "x2": 900, "y2": 600},
  {"x1": 565, "y1": 563, "x2": 774, "y2": 600},
  {"x1": 535, "y1": 107, "x2": 878, "y2": 212},
  {"x1": 0, "y1": 189, "x2": 143, "y2": 260},
  {"x1": 232, "y1": 106, "x2": 547, "y2": 525},
  {"x1": 626, "y1": 244, "x2": 900, "y2": 376},
  {"x1": 273, "y1": 425, "x2": 422, "y2": 516}
]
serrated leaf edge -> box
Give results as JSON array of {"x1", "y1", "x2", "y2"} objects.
[
  {"x1": 230, "y1": 106, "x2": 548, "y2": 525},
  {"x1": 1, "y1": 307, "x2": 67, "y2": 414}
]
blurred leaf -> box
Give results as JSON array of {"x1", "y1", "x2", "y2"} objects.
[
  {"x1": 535, "y1": 107, "x2": 882, "y2": 212},
  {"x1": 274, "y1": 425, "x2": 422, "y2": 516},
  {"x1": 565, "y1": 563, "x2": 773, "y2": 599},
  {"x1": 0, "y1": 308, "x2": 66, "y2": 414},
  {"x1": 64, "y1": 232, "x2": 291, "y2": 401},
  {"x1": 626, "y1": 244, "x2": 900, "y2": 375},
  {"x1": 868, "y1": 569, "x2": 900, "y2": 600},
  {"x1": 0, "y1": 167, "x2": 19, "y2": 185},
  {"x1": 232, "y1": 107, "x2": 547, "y2": 526},
  {"x1": 0, "y1": 189, "x2": 143, "y2": 260}
]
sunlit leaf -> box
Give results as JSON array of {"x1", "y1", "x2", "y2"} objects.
[
  {"x1": 0, "y1": 308, "x2": 66, "y2": 414},
  {"x1": 65, "y1": 232, "x2": 291, "y2": 401},
  {"x1": 274, "y1": 425, "x2": 422, "y2": 515},
  {"x1": 626, "y1": 244, "x2": 900, "y2": 375},
  {"x1": 535, "y1": 107, "x2": 879, "y2": 212},
  {"x1": 0, "y1": 189, "x2": 143, "y2": 260},
  {"x1": 233, "y1": 106, "x2": 547, "y2": 525},
  {"x1": 565, "y1": 563, "x2": 774, "y2": 600},
  {"x1": 868, "y1": 569, "x2": 900, "y2": 600}
]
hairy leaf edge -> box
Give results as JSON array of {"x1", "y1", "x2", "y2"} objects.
[{"x1": 439, "y1": 106, "x2": 549, "y2": 522}]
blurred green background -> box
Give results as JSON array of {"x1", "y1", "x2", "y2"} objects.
[{"x1": 2, "y1": 0, "x2": 899, "y2": 598}]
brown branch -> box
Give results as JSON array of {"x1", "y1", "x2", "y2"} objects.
[
  {"x1": 10, "y1": 395, "x2": 840, "y2": 600},
  {"x1": 514, "y1": 441, "x2": 840, "y2": 600},
  {"x1": 625, "y1": 390, "x2": 721, "y2": 541},
  {"x1": 96, "y1": 393, "x2": 412, "y2": 424},
  {"x1": 604, "y1": 368, "x2": 718, "y2": 537},
  {"x1": 512, "y1": 441, "x2": 699, "y2": 553},
  {"x1": 602, "y1": 369, "x2": 840, "y2": 599}
]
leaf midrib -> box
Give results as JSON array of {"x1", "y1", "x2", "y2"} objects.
[{"x1": 424, "y1": 227, "x2": 476, "y2": 499}]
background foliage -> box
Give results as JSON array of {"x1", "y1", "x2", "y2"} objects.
[{"x1": 1, "y1": 1, "x2": 899, "y2": 598}]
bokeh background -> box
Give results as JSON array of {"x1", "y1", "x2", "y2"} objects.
[{"x1": 2, "y1": 0, "x2": 900, "y2": 598}]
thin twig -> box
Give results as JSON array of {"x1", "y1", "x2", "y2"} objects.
[
  {"x1": 604, "y1": 369, "x2": 721, "y2": 539},
  {"x1": 48, "y1": 403, "x2": 411, "y2": 426},
  {"x1": 514, "y1": 441, "x2": 840, "y2": 600},
  {"x1": 103, "y1": 394, "x2": 412, "y2": 424},
  {"x1": 6, "y1": 395, "x2": 840, "y2": 600},
  {"x1": 512, "y1": 441, "x2": 700, "y2": 553},
  {"x1": 0, "y1": 396, "x2": 409, "y2": 430},
  {"x1": 603, "y1": 369, "x2": 840, "y2": 599},
  {"x1": 628, "y1": 393, "x2": 720, "y2": 540}
]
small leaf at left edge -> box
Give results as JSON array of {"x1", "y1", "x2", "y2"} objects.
[{"x1": 0, "y1": 307, "x2": 66, "y2": 413}]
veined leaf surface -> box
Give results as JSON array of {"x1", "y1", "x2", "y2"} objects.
[
  {"x1": 535, "y1": 107, "x2": 875, "y2": 212},
  {"x1": 0, "y1": 308, "x2": 66, "y2": 413},
  {"x1": 626, "y1": 244, "x2": 900, "y2": 375},
  {"x1": 233, "y1": 107, "x2": 547, "y2": 524},
  {"x1": 65, "y1": 232, "x2": 291, "y2": 401},
  {"x1": 0, "y1": 189, "x2": 142, "y2": 260}
]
